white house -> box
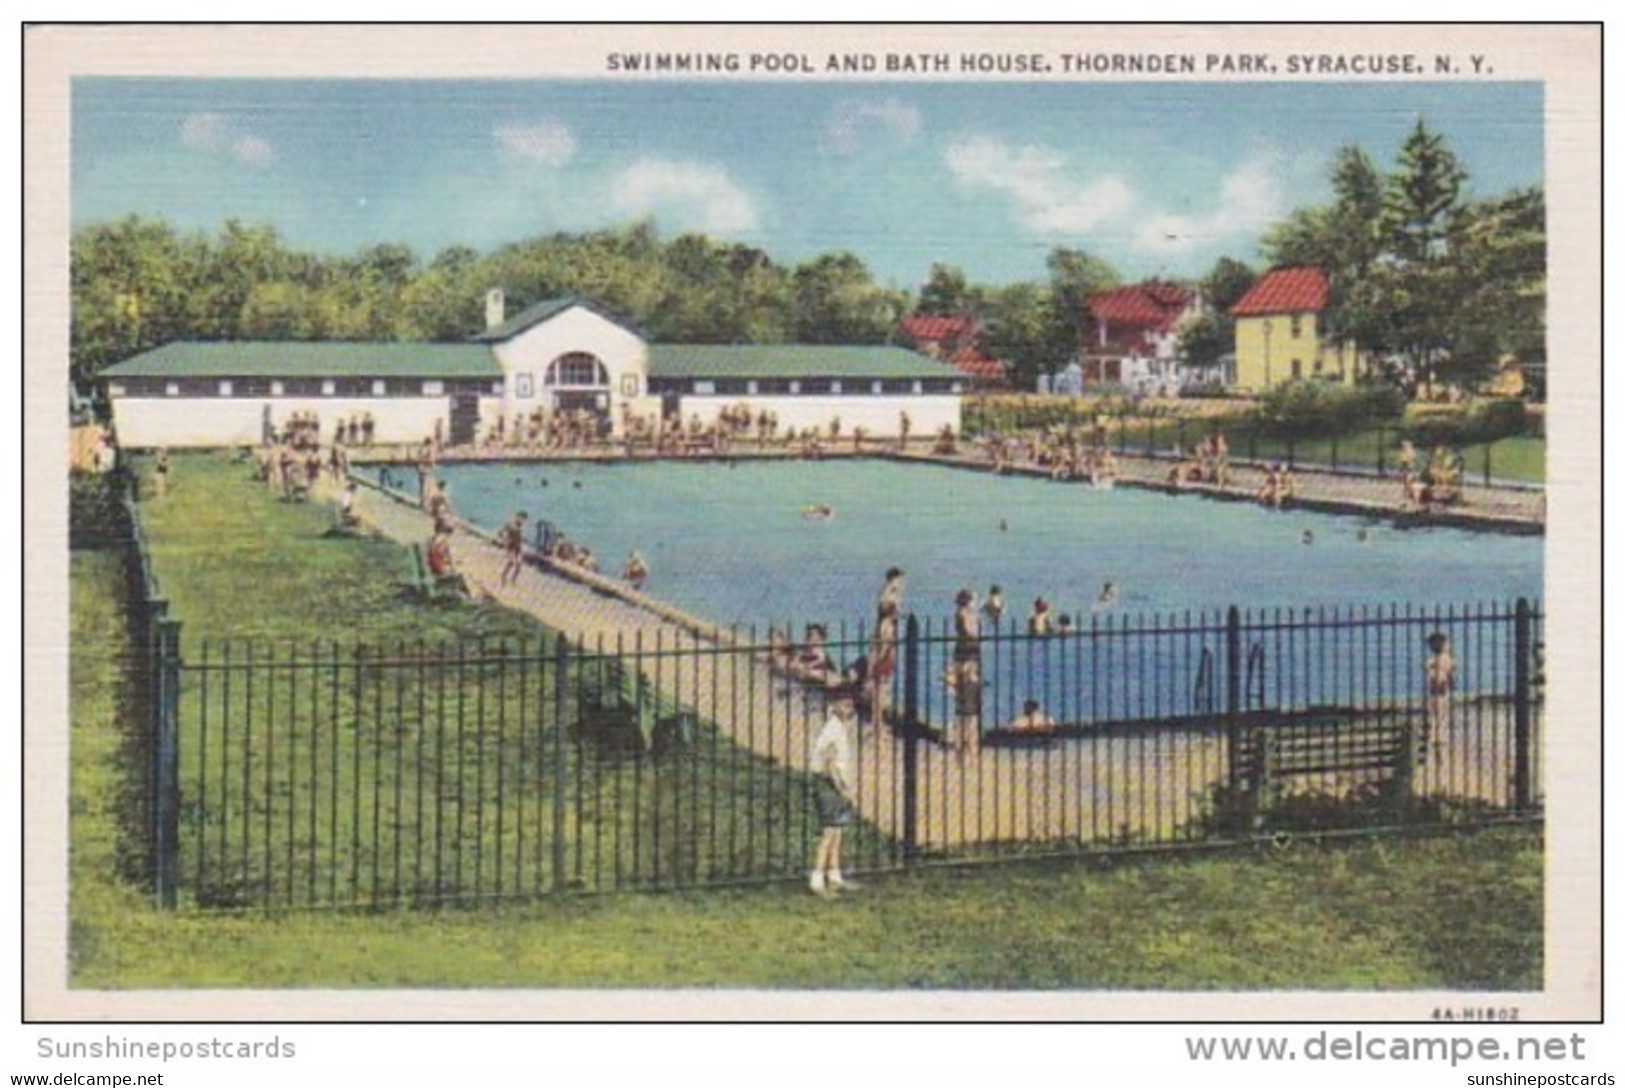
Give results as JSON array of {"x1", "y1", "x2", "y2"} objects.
[
  {"x1": 100, "y1": 295, "x2": 967, "y2": 448},
  {"x1": 1081, "y1": 282, "x2": 1202, "y2": 397}
]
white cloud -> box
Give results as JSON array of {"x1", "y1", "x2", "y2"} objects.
[
  {"x1": 610, "y1": 158, "x2": 758, "y2": 234},
  {"x1": 492, "y1": 119, "x2": 577, "y2": 167},
  {"x1": 825, "y1": 98, "x2": 922, "y2": 154},
  {"x1": 178, "y1": 111, "x2": 275, "y2": 168},
  {"x1": 944, "y1": 134, "x2": 1135, "y2": 233},
  {"x1": 1133, "y1": 156, "x2": 1286, "y2": 256}
]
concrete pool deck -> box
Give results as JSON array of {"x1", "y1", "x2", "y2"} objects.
[{"x1": 334, "y1": 473, "x2": 1534, "y2": 853}]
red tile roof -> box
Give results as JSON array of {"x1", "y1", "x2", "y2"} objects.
[
  {"x1": 1230, "y1": 267, "x2": 1329, "y2": 317},
  {"x1": 947, "y1": 346, "x2": 1006, "y2": 382},
  {"x1": 900, "y1": 312, "x2": 978, "y2": 344},
  {"x1": 1086, "y1": 283, "x2": 1194, "y2": 333}
]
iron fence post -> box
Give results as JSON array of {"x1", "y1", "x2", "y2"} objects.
[
  {"x1": 1513, "y1": 598, "x2": 1533, "y2": 811},
  {"x1": 1224, "y1": 606, "x2": 1245, "y2": 796},
  {"x1": 552, "y1": 635, "x2": 569, "y2": 891},
  {"x1": 153, "y1": 615, "x2": 182, "y2": 909},
  {"x1": 901, "y1": 614, "x2": 920, "y2": 863}
]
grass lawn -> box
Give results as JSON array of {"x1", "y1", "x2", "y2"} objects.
[{"x1": 66, "y1": 453, "x2": 1544, "y2": 990}]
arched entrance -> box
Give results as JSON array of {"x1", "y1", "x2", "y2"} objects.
[{"x1": 544, "y1": 351, "x2": 611, "y2": 427}]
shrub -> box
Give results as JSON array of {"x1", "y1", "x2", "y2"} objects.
[
  {"x1": 1466, "y1": 398, "x2": 1529, "y2": 442},
  {"x1": 1250, "y1": 380, "x2": 1407, "y2": 439}
]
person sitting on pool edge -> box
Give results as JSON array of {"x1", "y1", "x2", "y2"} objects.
[
  {"x1": 791, "y1": 624, "x2": 841, "y2": 688},
  {"x1": 1006, "y1": 699, "x2": 1056, "y2": 734},
  {"x1": 1027, "y1": 597, "x2": 1053, "y2": 636},
  {"x1": 622, "y1": 550, "x2": 649, "y2": 591}
]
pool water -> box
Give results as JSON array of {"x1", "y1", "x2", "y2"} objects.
[{"x1": 410, "y1": 458, "x2": 1541, "y2": 629}]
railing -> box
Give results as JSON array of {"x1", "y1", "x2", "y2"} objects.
[{"x1": 134, "y1": 597, "x2": 1543, "y2": 911}]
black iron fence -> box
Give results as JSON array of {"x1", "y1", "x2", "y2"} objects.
[
  {"x1": 135, "y1": 597, "x2": 1543, "y2": 911},
  {"x1": 1093, "y1": 419, "x2": 1538, "y2": 491}
]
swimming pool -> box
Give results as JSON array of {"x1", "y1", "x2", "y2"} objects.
[{"x1": 407, "y1": 458, "x2": 1542, "y2": 629}]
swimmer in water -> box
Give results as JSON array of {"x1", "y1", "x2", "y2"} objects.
[
  {"x1": 1094, "y1": 581, "x2": 1117, "y2": 610},
  {"x1": 1357, "y1": 527, "x2": 1371, "y2": 543},
  {"x1": 802, "y1": 504, "x2": 835, "y2": 521},
  {"x1": 1302, "y1": 530, "x2": 1315, "y2": 546}
]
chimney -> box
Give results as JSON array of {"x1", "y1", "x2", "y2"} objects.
[{"x1": 484, "y1": 288, "x2": 506, "y2": 332}]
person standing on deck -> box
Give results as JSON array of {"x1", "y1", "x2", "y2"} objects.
[
  {"x1": 809, "y1": 698, "x2": 860, "y2": 897},
  {"x1": 877, "y1": 567, "x2": 906, "y2": 620},
  {"x1": 152, "y1": 448, "x2": 171, "y2": 498},
  {"x1": 866, "y1": 599, "x2": 900, "y2": 728},
  {"x1": 1424, "y1": 631, "x2": 1456, "y2": 752},
  {"x1": 951, "y1": 589, "x2": 983, "y2": 757}
]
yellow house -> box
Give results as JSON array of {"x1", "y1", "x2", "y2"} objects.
[{"x1": 1230, "y1": 267, "x2": 1365, "y2": 392}]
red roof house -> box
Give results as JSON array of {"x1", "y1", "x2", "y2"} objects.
[
  {"x1": 1229, "y1": 267, "x2": 1329, "y2": 317},
  {"x1": 1081, "y1": 282, "x2": 1200, "y2": 393},
  {"x1": 899, "y1": 312, "x2": 1007, "y2": 387}
]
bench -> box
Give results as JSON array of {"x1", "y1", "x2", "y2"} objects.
[
  {"x1": 574, "y1": 655, "x2": 698, "y2": 754},
  {"x1": 1235, "y1": 706, "x2": 1427, "y2": 808}
]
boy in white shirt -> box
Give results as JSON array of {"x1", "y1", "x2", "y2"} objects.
[{"x1": 809, "y1": 698, "x2": 859, "y2": 897}]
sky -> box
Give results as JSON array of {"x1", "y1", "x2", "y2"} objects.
[{"x1": 71, "y1": 78, "x2": 1544, "y2": 288}]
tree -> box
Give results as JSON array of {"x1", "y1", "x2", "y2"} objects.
[
  {"x1": 979, "y1": 282, "x2": 1062, "y2": 389},
  {"x1": 1439, "y1": 187, "x2": 1546, "y2": 389},
  {"x1": 789, "y1": 252, "x2": 904, "y2": 344},
  {"x1": 1178, "y1": 257, "x2": 1255, "y2": 372},
  {"x1": 917, "y1": 263, "x2": 977, "y2": 315},
  {"x1": 1045, "y1": 247, "x2": 1118, "y2": 354}
]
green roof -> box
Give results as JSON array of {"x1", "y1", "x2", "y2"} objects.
[
  {"x1": 102, "y1": 341, "x2": 501, "y2": 380},
  {"x1": 648, "y1": 343, "x2": 962, "y2": 381}
]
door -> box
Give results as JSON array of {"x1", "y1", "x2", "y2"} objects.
[{"x1": 449, "y1": 392, "x2": 480, "y2": 446}]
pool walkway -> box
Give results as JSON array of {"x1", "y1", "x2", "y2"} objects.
[
  {"x1": 901, "y1": 449, "x2": 1544, "y2": 532},
  {"x1": 334, "y1": 476, "x2": 1522, "y2": 856}
]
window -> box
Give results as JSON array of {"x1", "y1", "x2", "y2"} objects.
[
  {"x1": 872, "y1": 380, "x2": 884, "y2": 395},
  {"x1": 321, "y1": 380, "x2": 336, "y2": 396},
  {"x1": 218, "y1": 380, "x2": 234, "y2": 397},
  {"x1": 423, "y1": 380, "x2": 445, "y2": 396},
  {"x1": 515, "y1": 373, "x2": 533, "y2": 399},
  {"x1": 789, "y1": 381, "x2": 801, "y2": 395},
  {"x1": 491, "y1": 381, "x2": 504, "y2": 396},
  {"x1": 545, "y1": 352, "x2": 609, "y2": 387},
  {"x1": 621, "y1": 374, "x2": 640, "y2": 396},
  {"x1": 165, "y1": 382, "x2": 179, "y2": 397},
  {"x1": 912, "y1": 380, "x2": 923, "y2": 395},
  {"x1": 271, "y1": 381, "x2": 286, "y2": 397},
  {"x1": 746, "y1": 380, "x2": 759, "y2": 396},
  {"x1": 372, "y1": 380, "x2": 388, "y2": 396},
  {"x1": 1291, "y1": 359, "x2": 1303, "y2": 379},
  {"x1": 951, "y1": 382, "x2": 964, "y2": 394},
  {"x1": 1290, "y1": 314, "x2": 1303, "y2": 338},
  {"x1": 108, "y1": 382, "x2": 126, "y2": 397},
  {"x1": 694, "y1": 381, "x2": 716, "y2": 396},
  {"x1": 830, "y1": 380, "x2": 843, "y2": 394}
]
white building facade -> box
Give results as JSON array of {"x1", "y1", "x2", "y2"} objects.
[{"x1": 101, "y1": 297, "x2": 966, "y2": 448}]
